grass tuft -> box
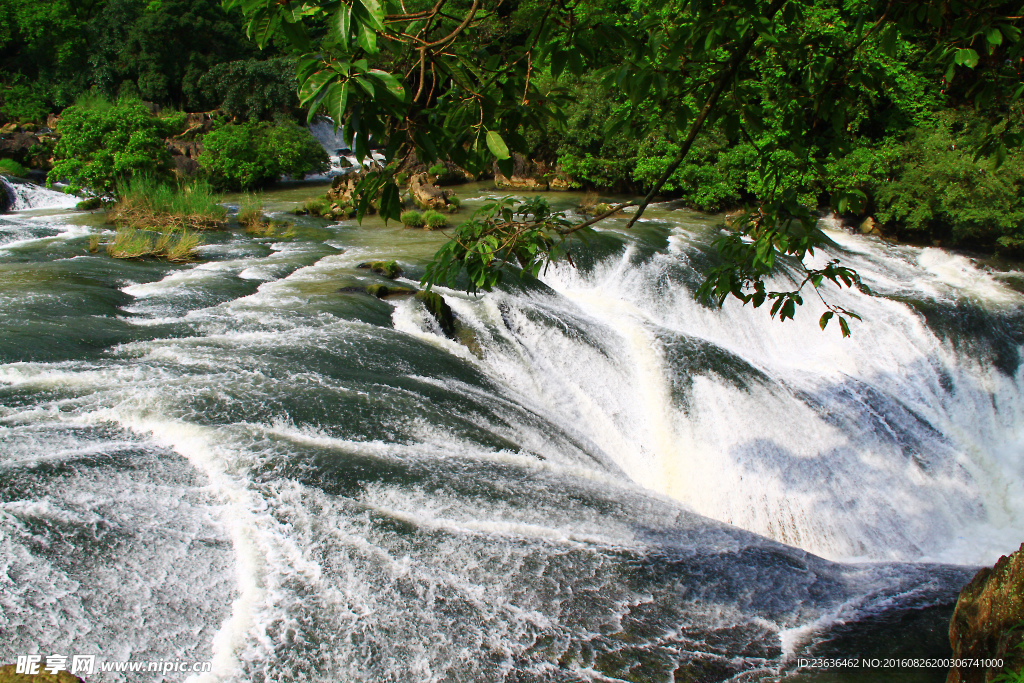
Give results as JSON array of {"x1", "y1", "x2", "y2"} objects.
[
  {"x1": 400, "y1": 209, "x2": 425, "y2": 228},
  {"x1": 422, "y1": 209, "x2": 448, "y2": 230},
  {"x1": 0, "y1": 158, "x2": 29, "y2": 177},
  {"x1": 105, "y1": 224, "x2": 201, "y2": 262},
  {"x1": 110, "y1": 176, "x2": 227, "y2": 230}
]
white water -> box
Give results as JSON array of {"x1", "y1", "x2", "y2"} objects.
[
  {"x1": 1, "y1": 177, "x2": 80, "y2": 211},
  {"x1": 1, "y1": 201, "x2": 1021, "y2": 681},
  {"x1": 392, "y1": 222, "x2": 1024, "y2": 566}
]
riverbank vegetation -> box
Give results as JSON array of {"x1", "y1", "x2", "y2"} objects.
[{"x1": 3, "y1": 0, "x2": 1024, "y2": 325}]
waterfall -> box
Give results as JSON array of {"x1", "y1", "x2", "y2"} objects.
[
  {"x1": 0, "y1": 192, "x2": 1019, "y2": 681},
  {"x1": 306, "y1": 117, "x2": 385, "y2": 179},
  {"x1": 0, "y1": 176, "x2": 80, "y2": 211}
]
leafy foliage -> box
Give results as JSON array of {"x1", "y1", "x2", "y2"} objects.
[
  {"x1": 48, "y1": 101, "x2": 173, "y2": 195},
  {"x1": 224, "y1": 0, "x2": 1024, "y2": 332},
  {"x1": 198, "y1": 119, "x2": 329, "y2": 190},
  {"x1": 190, "y1": 58, "x2": 299, "y2": 121}
]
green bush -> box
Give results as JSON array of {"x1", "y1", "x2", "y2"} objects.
[
  {"x1": 0, "y1": 159, "x2": 29, "y2": 178},
  {"x1": 400, "y1": 210, "x2": 425, "y2": 228},
  {"x1": 871, "y1": 113, "x2": 1024, "y2": 252},
  {"x1": 423, "y1": 210, "x2": 448, "y2": 230},
  {"x1": 199, "y1": 120, "x2": 330, "y2": 191},
  {"x1": 0, "y1": 83, "x2": 52, "y2": 125},
  {"x1": 48, "y1": 101, "x2": 172, "y2": 196},
  {"x1": 191, "y1": 58, "x2": 298, "y2": 122}
]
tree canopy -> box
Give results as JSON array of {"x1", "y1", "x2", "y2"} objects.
[{"x1": 223, "y1": 0, "x2": 1024, "y2": 333}]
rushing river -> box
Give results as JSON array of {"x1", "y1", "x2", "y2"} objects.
[{"x1": 1, "y1": 180, "x2": 1022, "y2": 682}]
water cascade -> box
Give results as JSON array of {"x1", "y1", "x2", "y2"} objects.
[
  {"x1": 0, "y1": 176, "x2": 81, "y2": 212},
  {"x1": 1, "y1": 188, "x2": 1020, "y2": 682}
]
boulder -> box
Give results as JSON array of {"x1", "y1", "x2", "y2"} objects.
[
  {"x1": 492, "y1": 153, "x2": 572, "y2": 191},
  {"x1": 0, "y1": 179, "x2": 13, "y2": 213},
  {"x1": 858, "y1": 216, "x2": 881, "y2": 236},
  {"x1": 358, "y1": 261, "x2": 403, "y2": 279},
  {"x1": 0, "y1": 131, "x2": 44, "y2": 167},
  {"x1": 948, "y1": 543, "x2": 1024, "y2": 683},
  {"x1": 415, "y1": 290, "x2": 456, "y2": 337},
  {"x1": 409, "y1": 173, "x2": 451, "y2": 211}
]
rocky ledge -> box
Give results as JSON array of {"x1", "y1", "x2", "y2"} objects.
[{"x1": 948, "y1": 543, "x2": 1024, "y2": 683}]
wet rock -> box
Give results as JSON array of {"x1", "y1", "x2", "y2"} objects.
[
  {"x1": 366, "y1": 283, "x2": 417, "y2": 299},
  {"x1": 0, "y1": 179, "x2": 13, "y2": 213},
  {"x1": 409, "y1": 173, "x2": 455, "y2": 211},
  {"x1": 358, "y1": 261, "x2": 403, "y2": 279},
  {"x1": 948, "y1": 543, "x2": 1024, "y2": 683},
  {"x1": 0, "y1": 663, "x2": 83, "y2": 682},
  {"x1": 415, "y1": 290, "x2": 456, "y2": 337},
  {"x1": 492, "y1": 153, "x2": 572, "y2": 191},
  {"x1": 859, "y1": 216, "x2": 881, "y2": 236}
]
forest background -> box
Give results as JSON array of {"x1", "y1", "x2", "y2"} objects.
[{"x1": 1, "y1": 0, "x2": 1023, "y2": 258}]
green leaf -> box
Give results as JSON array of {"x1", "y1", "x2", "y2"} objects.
[
  {"x1": 987, "y1": 28, "x2": 1003, "y2": 46},
  {"x1": 486, "y1": 131, "x2": 510, "y2": 160},
  {"x1": 819, "y1": 311, "x2": 833, "y2": 330},
  {"x1": 326, "y1": 82, "x2": 350, "y2": 123},
  {"x1": 356, "y1": 0, "x2": 386, "y2": 32},
  {"x1": 337, "y1": 3, "x2": 351, "y2": 38},
  {"x1": 357, "y1": 22, "x2": 378, "y2": 53},
  {"x1": 954, "y1": 48, "x2": 979, "y2": 68},
  {"x1": 550, "y1": 49, "x2": 569, "y2": 79},
  {"x1": 838, "y1": 316, "x2": 851, "y2": 337}
]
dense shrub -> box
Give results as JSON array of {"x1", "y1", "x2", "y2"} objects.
[
  {"x1": 199, "y1": 120, "x2": 329, "y2": 191},
  {"x1": 190, "y1": 58, "x2": 298, "y2": 122},
  {"x1": 871, "y1": 114, "x2": 1024, "y2": 252},
  {"x1": 48, "y1": 101, "x2": 173, "y2": 195},
  {"x1": 0, "y1": 83, "x2": 52, "y2": 124}
]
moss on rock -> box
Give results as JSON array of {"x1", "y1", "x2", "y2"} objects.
[
  {"x1": 357, "y1": 260, "x2": 403, "y2": 279},
  {"x1": 415, "y1": 290, "x2": 456, "y2": 337},
  {"x1": 948, "y1": 543, "x2": 1024, "y2": 683},
  {"x1": 366, "y1": 283, "x2": 417, "y2": 299}
]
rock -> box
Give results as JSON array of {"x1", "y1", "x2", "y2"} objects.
[
  {"x1": 358, "y1": 261, "x2": 403, "y2": 279},
  {"x1": 46, "y1": 114, "x2": 60, "y2": 130},
  {"x1": 409, "y1": 173, "x2": 451, "y2": 211},
  {"x1": 947, "y1": 543, "x2": 1024, "y2": 683},
  {"x1": 415, "y1": 290, "x2": 456, "y2": 338},
  {"x1": 0, "y1": 179, "x2": 13, "y2": 213},
  {"x1": 0, "y1": 131, "x2": 44, "y2": 168},
  {"x1": 366, "y1": 283, "x2": 417, "y2": 299},
  {"x1": 173, "y1": 155, "x2": 201, "y2": 178},
  {"x1": 858, "y1": 216, "x2": 881, "y2": 236},
  {"x1": 492, "y1": 153, "x2": 572, "y2": 191},
  {"x1": 0, "y1": 663, "x2": 83, "y2": 682}
]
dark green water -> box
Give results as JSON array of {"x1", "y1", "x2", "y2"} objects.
[{"x1": 1, "y1": 180, "x2": 1021, "y2": 682}]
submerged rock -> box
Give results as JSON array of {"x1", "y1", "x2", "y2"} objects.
[
  {"x1": 0, "y1": 664, "x2": 83, "y2": 682},
  {"x1": 366, "y1": 283, "x2": 417, "y2": 299},
  {"x1": 358, "y1": 260, "x2": 403, "y2": 279},
  {"x1": 948, "y1": 543, "x2": 1024, "y2": 683}
]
